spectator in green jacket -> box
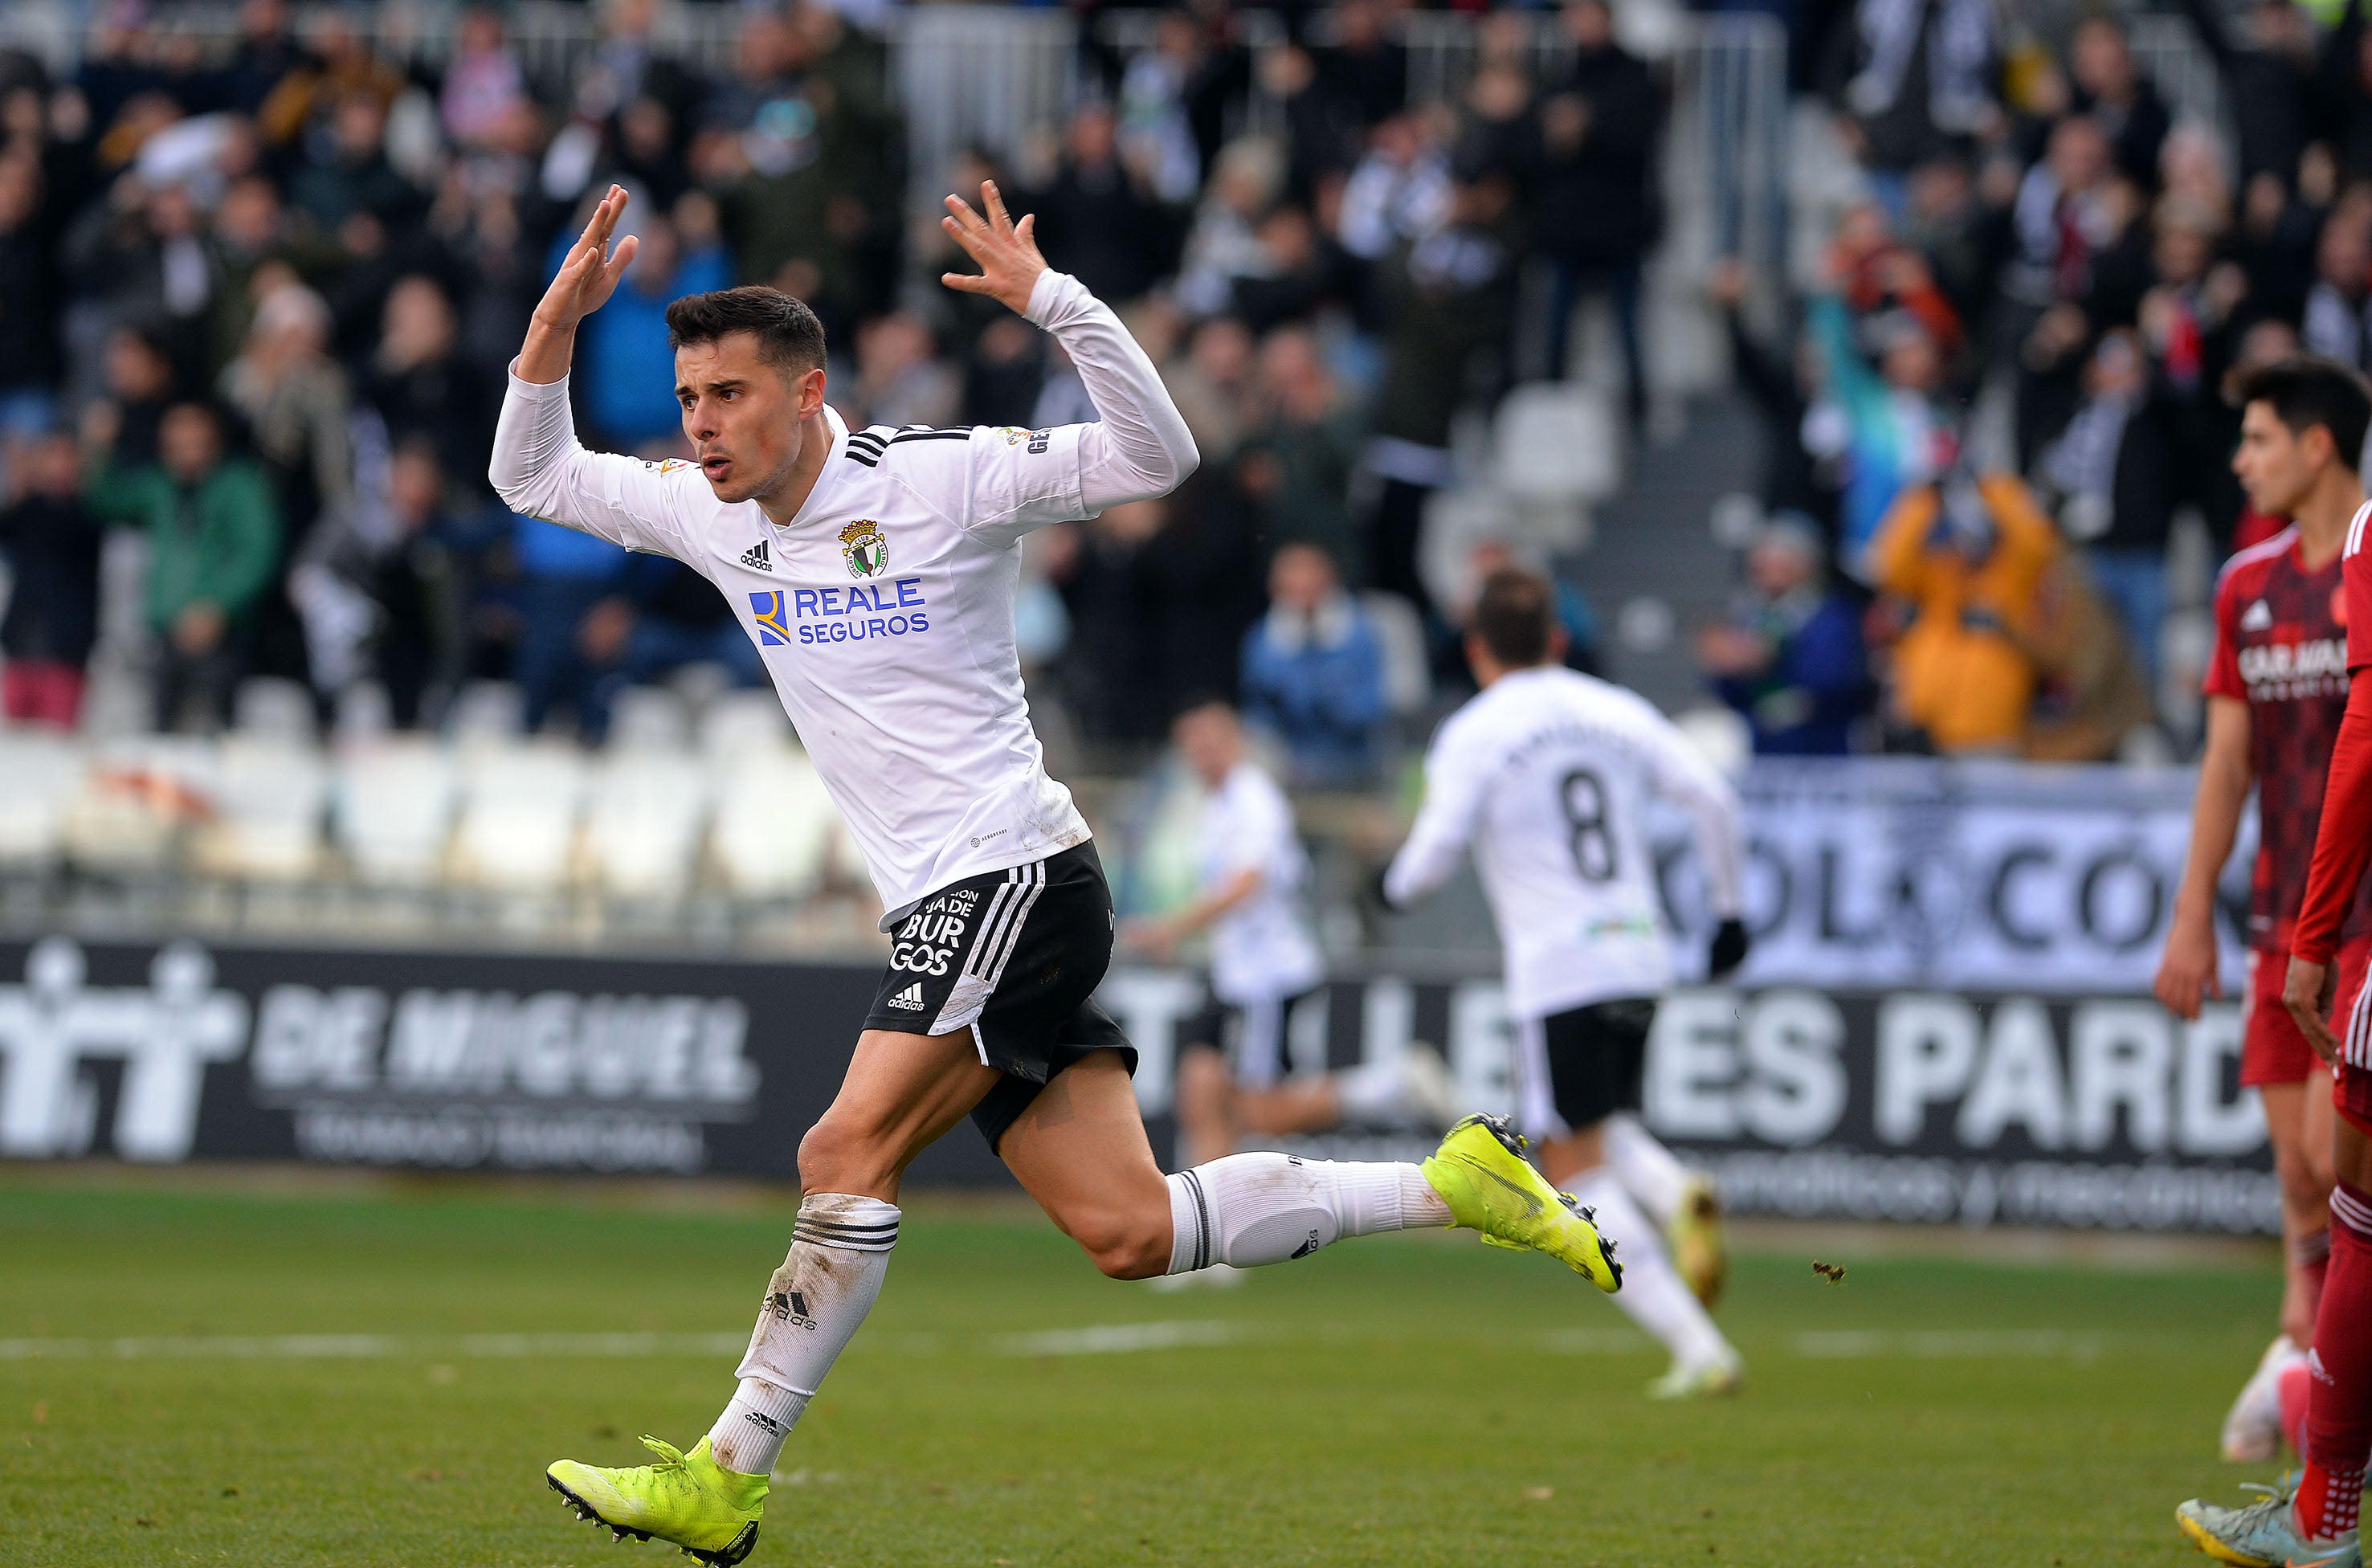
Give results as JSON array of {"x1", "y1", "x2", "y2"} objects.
[{"x1": 87, "y1": 402, "x2": 282, "y2": 732}]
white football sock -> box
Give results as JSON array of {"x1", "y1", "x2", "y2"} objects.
[
  {"x1": 1602, "y1": 1113, "x2": 1692, "y2": 1227},
  {"x1": 707, "y1": 1193, "x2": 898, "y2": 1474},
  {"x1": 1166, "y1": 1154, "x2": 1451, "y2": 1272},
  {"x1": 1569, "y1": 1169, "x2": 1730, "y2": 1369}
]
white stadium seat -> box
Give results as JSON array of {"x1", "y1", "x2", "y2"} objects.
[
  {"x1": 334, "y1": 738, "x2": 461, "y2": 887},
  {"x1": 1492, "y1": 383, "x2": 1622, "y2": 506},
  {"x1": 583, "y1": 749, "x2": 712, "y2": 900},
  {"x1": 60, "y1": 735, "x2": 218, "y2": 873},
  {"x1": 193, "y1": 737, "x2": 329, "y2": 881},
  {"x1": 709, "y1": 743, "x2": 836, "y2": 901},
  {"x1": 0, "y1": 729, "x2": 88, "y2": 870},
  {"x1": 450, "y1": 741, "x2": 589, "y2": 892}
]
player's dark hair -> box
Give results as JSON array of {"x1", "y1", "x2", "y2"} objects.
[
  {"x1": 665, "y1": 286, "x2": 828, "y2": 375},
  {"x1": 2235, "y1": 355, "x2": 2372, "y2": 472},
  {"x1": 1471, "y1": 567, "x2": 1557, "y2": 668}
]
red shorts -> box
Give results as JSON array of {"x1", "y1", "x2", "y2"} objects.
[
  {"x1": 2244, "y1": 940, "x2": 2372, "y2": 1086},
  {"x1": 2336, "y1": 949, "x2": 2372, "y2": 1132}
]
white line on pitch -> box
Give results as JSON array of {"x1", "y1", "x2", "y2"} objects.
[
  {"x1": 990, "y1": 1320, "x2": 1259, "y2": 1356},
  {"x1": 1790, "y1": 1329, "x2": 2114, "y2": 1359}
]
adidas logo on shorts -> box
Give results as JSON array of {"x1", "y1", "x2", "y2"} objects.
[
  {"x1": 741, "y1": 538, "x2": 774, "y2": 572},
  {"x1": 885, "y1": 982, "x2": 926, "y2": 1011}
]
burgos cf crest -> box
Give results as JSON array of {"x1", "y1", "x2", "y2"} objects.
[{"x1": 839, "y1": 520, "x2": 888, "y2": 578}]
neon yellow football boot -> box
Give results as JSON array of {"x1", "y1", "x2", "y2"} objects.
[
  {"x1": 1422, "y1": 1113, "x2": 1623, "y2": 1292},
  {"x1": 1668, "y1": 1174, "x2": 1729, "y2": 1309},
  {"x1": 546, "y1": 1435, "x2": 765, "y2": 1566}
]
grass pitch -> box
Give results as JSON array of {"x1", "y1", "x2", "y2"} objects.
[{"x1": 0, "y1": 1171, "x2": 2279, "y2": 1566}]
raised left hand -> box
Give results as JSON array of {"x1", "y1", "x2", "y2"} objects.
[{"x1": 940, "y1": 180, "x2": 1048, "y2": 317}]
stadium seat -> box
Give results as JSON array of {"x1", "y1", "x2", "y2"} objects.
[
  {"x1": 709, "y1": 743, "x2": 836, "y2": 901},
  {"x1": 448, "y1": 680, "x2": 526, "y2": 742},
  {"x1": 583, "y1": 749, "x2": 712, "y2": 900},
  {"x1": 451, "y1": 741, "x2": 589, "y2": 892},
  {"x1": 192, "y1": 737, "x2": 329, "y2": 882},
  {"x1": 1358, "y1": 592, "x2": 1433, "y2": 716},
  {"x1": 610, "y1": 684, "x2": 695, "y2": 754},
  {"x1": 60, "y1": 735, "x2": 219, "y2": 874},
  {"x1": 333, "y1": 738, "x2": 461, "y2": 887},
  {"x1": 232, "y1": 677, "x2": 318, "y2": 745},
  {"x1": 1670, "y1": 704, "x2": 1752, "y2": 778},
  {"x1": 700, "y1": 690, "x2": 793, "y2": 757},
  {"x1": 1492, "y1": 384, "x2": 1622, "y2": 506},
  {"x1": 0, "y1": 729, "x2": 88, "y2": 870}
]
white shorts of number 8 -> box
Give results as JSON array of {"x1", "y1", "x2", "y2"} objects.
[
  {"x1": 496, "y1": 183, "x2": 1623, "y2": 1566},
  {"x1": 1379, "y1": 566, "x2": 1754, "y2": 1399}
]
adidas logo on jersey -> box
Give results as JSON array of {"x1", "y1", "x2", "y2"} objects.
[
  {"x1": 741, "y1": 538, "x2": 774, "y2": 572},
  {"x1": 885, "y1": 982, "x2": 926, "y2": 1011},
  {"x1": 2240, "y1": 598, "x2": 2273, "y2": 631}
]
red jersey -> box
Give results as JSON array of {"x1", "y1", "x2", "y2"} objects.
[
  {"x1": 2204, "y1": 525, "x2": 2372, "y2": 947},
  {"x1": 2294, "y1": 501, "x2": 2372, "y2": 965}
]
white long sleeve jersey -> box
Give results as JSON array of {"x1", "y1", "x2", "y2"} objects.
[
  {"x1": 1382, "y1": 666, "x2": 1745, "y2": 1020},
  {"x1": 490, "y1": 270, "x2": 1198, "y2": 926},
  {"x1": 1199, "y1": 761, "x2": 1326, "y2": 1006}
]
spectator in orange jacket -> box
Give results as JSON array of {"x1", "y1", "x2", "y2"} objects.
[{"x1": 1869, "y1": 468, "x2": 2061, "y2": 753}]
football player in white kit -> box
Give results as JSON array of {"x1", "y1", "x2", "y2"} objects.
[
  {"x1": 1125, "y1": 700, "x2": 1457, "y2": 1174},
  {"x1": 502, "y1": 186, "x2": 1623, "y2": 1565},
  {"x1": 1382, "y1": 567, "x2": 1751, "y2": 1398}
]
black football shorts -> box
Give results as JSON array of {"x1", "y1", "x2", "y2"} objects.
[
  {"x1": 1511, "y1": 997, "x2": 1658, "y2": 1137},
  {"x1": 864, "y1": 842, "x2": 1134, "y2": 1152}
]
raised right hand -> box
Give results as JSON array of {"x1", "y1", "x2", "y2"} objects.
[{"x1": 533, "y1": 185, "x2": 640, "y2": 335}]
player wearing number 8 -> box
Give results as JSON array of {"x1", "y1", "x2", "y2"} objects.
[{"x1": 1380, "y1": 567, "x2": 1753, "y2": 1396}]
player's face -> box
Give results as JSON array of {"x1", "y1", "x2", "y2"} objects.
[
  {"x1": 1172, "y1": 705, "x2": 1238, "y2": 785},
  {"x1": 2234, "y1": 401, "x2": 2321, "y2": 517},
  {"x1": 676, "y1": 333, "x2": 826, "y2": 504}
]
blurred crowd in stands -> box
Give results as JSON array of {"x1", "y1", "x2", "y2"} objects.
[{"x1": 0, "y1": 0, "x2": 2365, "y2": 786}]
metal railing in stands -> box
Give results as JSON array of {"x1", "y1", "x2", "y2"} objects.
[{"x1": 2, "y1": 2, "x2": 1789, "y2": 292}]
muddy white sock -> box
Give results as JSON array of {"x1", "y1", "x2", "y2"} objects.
[
  {"x1": 1602, "y1": 1113, "x2": 1691, "y2": 1227},
  {"x1": 707, "y1": 1194, "x2": 898, "y2": 1474},
  {"x1": 1165, "y1": 1154, "x2": 1450, "y2": 1273},
  {"x1": 1569, "y1": 1169, "x2": 1729, "y2": 1368}
]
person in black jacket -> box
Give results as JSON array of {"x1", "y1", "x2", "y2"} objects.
[
  {"x1": 2175, "y1": 0, "x2": 2313, "y2": 195},
  {"x1": 2068, "y1": 18, "x2": 2170, "y2": 192},
  {"x1": 0, "y1": 153, "x2": 61, "y2": 437},
  {"x1": 0, "y1": 428, "x2": 103, "y2": 728},
  {"x1": 1023, "y1": 103, "x2": 1182, "y2": 309},
  {"x1": 2028, "y1": 327, "x2": 2181, "y2": 684},
  {"x1": 1531, "y1": 0, "x2": 1664, "y2": 423}
]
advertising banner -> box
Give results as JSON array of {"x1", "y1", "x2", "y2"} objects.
[
  {"x1": 0, "y1": 936, "x2": 2276, "y2": 1235},
  {"x1": 1682, "y1": 759, "x2": 2245, "y2": 997}
]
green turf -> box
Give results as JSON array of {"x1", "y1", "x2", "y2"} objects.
[{"x1": 0, "y1": 1173, "x2": 2283, "y2": 1566}]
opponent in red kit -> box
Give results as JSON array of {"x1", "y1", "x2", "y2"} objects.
[
  {"x1": 2162, "y1": 405, "x2": 2372, "y2": 1462},
  {"x1": 2178, "y1": 357, "x2": 2372, "y2": 1567}
]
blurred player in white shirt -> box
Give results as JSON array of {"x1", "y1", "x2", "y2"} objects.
[
  {"x1": 1383, "y1": 568, "x2": 1749, "y2": 1398},
  {"x1": 1125, "y1": 701, "x2": 1457, "y2": 1171}
]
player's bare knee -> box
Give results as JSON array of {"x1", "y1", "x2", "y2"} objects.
[
  {"x1": 1068, "y1": 1207, "x2": 1172, "y2": 1280},
  {"x1": 798, "y1": 1116, "x2": 896, "y2": 1197}
]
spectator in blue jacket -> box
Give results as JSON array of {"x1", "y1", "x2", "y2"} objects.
[
  {"x1": 568, "y1": 206, "x2": 732, "y2": 450},
  {"x1": 1697, "y1": 514, "x2": 1871, "y2": 755},
  {"x1": 1240, "y1": 541, "x2": 1388, "y2": 786}
]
